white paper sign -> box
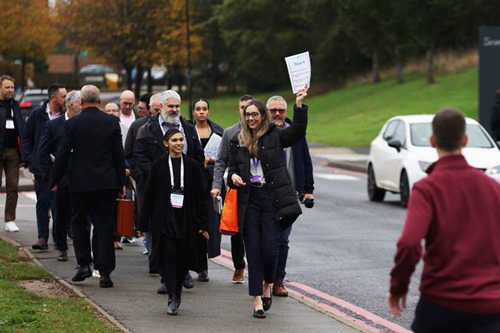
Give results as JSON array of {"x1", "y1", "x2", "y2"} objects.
[
  {"x1": 204, "y1": 133, "x2": 222, "y2": 159},
  {"x1": 285, "y1": 51, "x2": 311, "y2": 94}
]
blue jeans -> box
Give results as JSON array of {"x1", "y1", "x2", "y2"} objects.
[{"x1": 275, "y1": 225, "x2": 292, "y2": 283}]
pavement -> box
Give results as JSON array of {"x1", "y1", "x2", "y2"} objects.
[{"x1": 0, "y1": 147, "x2": 373, "y2": 333}]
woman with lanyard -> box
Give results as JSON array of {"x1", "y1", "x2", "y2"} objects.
[
  {"x1": 191, "y1": 98, "x2": 224, "y2": 282},
  {"x1": 227, "y1": 86, "x2": 309, "y2": 318},
  {"x1": 137, "y1": 128, "x2": 209, "y2": 316}
]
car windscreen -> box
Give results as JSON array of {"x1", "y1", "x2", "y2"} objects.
[
  {"x1": 410, "y1": 123, "x2": 432, "y2": 147},
  {"x1": 466, "y1": 124, "x2": 494, "y2": 148},
  {"x1": 410, "y1": 123, "x2": 494, "y2": 148}
]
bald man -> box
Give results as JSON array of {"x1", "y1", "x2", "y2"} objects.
[
  {"x1": 50, "y1": 85, "x2": 126, "y2": 288},
  {"x1": 118, "y1": 90, "x2": 136, "y2": 127}
]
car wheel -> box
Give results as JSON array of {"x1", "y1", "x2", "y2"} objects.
[
  {"x1": 367, "y1": 164, "x2": 386, "y2": 202},
  {"x1": 400, "y1": 170, "x2": 410, "y2": 208}
]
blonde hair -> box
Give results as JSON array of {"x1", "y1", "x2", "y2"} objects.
[{"x1": 238, "y1": 100, "x2": 271, "y2": 157}]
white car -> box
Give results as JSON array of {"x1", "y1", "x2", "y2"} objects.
[{"x1": 367, "y1": 114, "x2": 500, "y2": 207}]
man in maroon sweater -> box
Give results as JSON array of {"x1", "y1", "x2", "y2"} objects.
[{"x1": 387, "y1": 108, "x2": 500, "y2": 332}]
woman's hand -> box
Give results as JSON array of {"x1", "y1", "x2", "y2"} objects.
[
  {"x1": 296, "y1": 85, "x2": 309, "y2": 107},
  {"x1": 203, "y1": 156, "x2": 214, "y2": 169},
  {"x1": 199, "y1": 230, "x2": 209, "y2": 240},
  {"x1": 231, "y1": 174, "x2": 246, "y2": 187}
]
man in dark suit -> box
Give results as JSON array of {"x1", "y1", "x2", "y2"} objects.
[
  {"x1": 124, "y1": 93, "x2": 161, "y2": 254},
  {"x1": 134, "y1": 89, "x2": 204, "y2": 292},
  {"x1": 39, "y1": 90, "x2": 82, "y2": 262},
  {"x1": 50, "y1": 85, "x2": 126, "y2": 288},
  {"x1": 22, "y1": 83, "x2": 67, "y2": 250}
]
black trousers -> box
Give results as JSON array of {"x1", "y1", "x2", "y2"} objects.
[
  {"x1": 34, "y1": 175, "x2": 56, "y2": 241},
  {"x1": 160, "y1": 236, "x2": 188, "y2": 298},
  {"x1": 243, "y1": 185, "x2": 280, "y2": 296},
  {"x1": 71, "y1": 189, "x2": 117, "y2": 277},
  {"x1": 231, "y1": 233, "x2": 246, "y2": 270},
  {"x1": 54, "y1": 182, "x2": 71, "y2": 251},
  {"x1": 412, "y1": 298, "x2": 500, "y2": 333}
]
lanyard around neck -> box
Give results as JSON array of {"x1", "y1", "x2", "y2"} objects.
[{"x1": 168, "y1": 155, "x2": 184, "y2": 190}]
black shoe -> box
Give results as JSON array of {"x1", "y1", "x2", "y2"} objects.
[
  {"x1": 167, "y1": 298, "x2": 179, "y2": 315},
  {"x1": 183, "y1": 273, "x2": 194, "y2": 289},
  {"x1": 262, "y1": 296, "x2": 272, "y2": 311},
  {"x1": 32, "y1": 238, "x2": 48, "y2": 251},
  {"x1": 253, "y1": 308, "x2": 266, "y2": 318},
  {"x1": 197, "y1": 270, "x2": 209, "y2": 282},
  {"x1": 121, "y1": 237, "x2": 132, "y2": 244},
  {"x1": 71, "y1": 265, "x2": 92, "y2": 282},
  {"x1": 57, "y1": 250, "x2": 68, "y2": 262},
  {"x1": 99, "y1": 276, "x2": 114, "y2": 288},
  {"x1": 157, "y1": 283, "x2": 168, "y2": 294}
]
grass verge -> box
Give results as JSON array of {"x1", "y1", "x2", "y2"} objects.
[
  {"x1": 0, "y1": 239, "x2": 120, "y2": 333},
  {"x1": 203, "y1": 68, "x2": 478, "y2": 147}
]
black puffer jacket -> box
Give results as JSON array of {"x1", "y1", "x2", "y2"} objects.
[{"x1": 228, "y1": 104, "x2": 308, "y2": 232}]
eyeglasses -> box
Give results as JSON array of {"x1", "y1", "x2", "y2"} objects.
[
  {"x1": 269, "y1": 108, "x2": 286, "y2": 114},
  {"x1": 245, "y1": 112, "x2": 260, "y2": 119}
]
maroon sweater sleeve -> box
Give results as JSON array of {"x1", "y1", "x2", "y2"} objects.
[{"x1": 389, "y1": 184, "x2": 433, "y2": 295}]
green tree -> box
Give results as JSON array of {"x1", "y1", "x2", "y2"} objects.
[
  {"x1": 0, "y1": 0, "x2": 59, "y2": 90},
  {"x1": 56, "y1": 0, "x2": 202, "y2": 93},
  {"x1": 215, "y1": 0, "x2": 310, "y2": 92}
]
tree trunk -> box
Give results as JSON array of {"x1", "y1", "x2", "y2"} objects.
[
  {"x1": 134, "y1": 65, "x2": 143, "y2": 98},
  {"x1": 372, "y1": 48, "x2": 381, "y2": 83},
  {"x1": 126, "y1": 67, "x2": 133, "y2": 90},
  {"x1": 395, "y1": 49, "x2": 404, "y2": 84},
  {"x1": 21, "y1": 53, "x2": 26, "y2": 92},
  {"x1": 426, "y1": 47, "x2": 435, "y2": 84},
  {"x1": 146, "y1": 67, "x2": 153, "y2": 94}
]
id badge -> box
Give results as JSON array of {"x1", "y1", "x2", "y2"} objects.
[
  {"x1": 250, "y1": 175, "x2": 261, "y2": 183},
  {"x1": 171, "y1": 193, "x2": 184, "y2": 209},
  {"x1": 5, "y1": 120, "x2": 14, "y2": 129}
]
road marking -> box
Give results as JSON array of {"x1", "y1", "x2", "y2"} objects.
[
  {"x1": 315, "y1": 173, "x2": 360, "y2": 181},
  {"x1": 213, "y1": 249, "x2": 410, "y2": 333}
]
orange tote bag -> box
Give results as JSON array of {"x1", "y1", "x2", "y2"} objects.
[{"x1": 219, "y1": 187, "x2": 238, "y2": 235}]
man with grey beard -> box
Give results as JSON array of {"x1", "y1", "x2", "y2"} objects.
[{"x1": 134, "y1": 89, "x2": 204, "y2": 293}]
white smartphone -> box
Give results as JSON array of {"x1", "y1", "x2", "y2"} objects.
[{"x1": 213, "y1": 196, "x2": 223, "y2": 214}]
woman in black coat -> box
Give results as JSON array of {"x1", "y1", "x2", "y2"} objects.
[
  {"x1": 191, "y1": 98, "x2": 225, "y2": 281},
  {"x1": 138, "y1": 128, "x2": 209, "y2": 316},
  {"x1": 227, "y1": 86, "x2": 308, "y2": 318}
]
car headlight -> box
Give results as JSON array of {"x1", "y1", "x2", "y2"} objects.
[
  {"x1": 486, "y1": 165, "x2": 500, "y2": 175},
  {"x1": 418, "y1": 161, "x2": 432, "y2": 172}
]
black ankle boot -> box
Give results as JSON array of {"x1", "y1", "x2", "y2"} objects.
[{"x1": 167, "y1": 297, "x2": 179, "y2": 315}]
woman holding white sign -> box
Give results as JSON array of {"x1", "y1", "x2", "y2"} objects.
[
  {"x1": 192, "y1": 98, "x2": 224, "y2": 281},
  {"x1": 227, "y1": 86, "x2": 309, "y2": 318}
]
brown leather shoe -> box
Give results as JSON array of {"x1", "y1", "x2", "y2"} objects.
[
  {"x1": 32, "y1": 238, "x2": 48, "y2": 251},
  {"x1": 272, "y1": 282, "x2": 288, "y2": 297},
  {"x1": 232, "y1": 269, "x2": 244, "y2": 284}
]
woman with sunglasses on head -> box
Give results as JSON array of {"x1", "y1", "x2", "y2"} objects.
[
  {"x1": 227, "y1": 86, "x2": 309, "y2": 318},
  {"x1": 137, "y1": 128, "x2": 209, "y2": 316},
  {"x1": 191, "y1": 98, "x2": 224, "y2": 281}
]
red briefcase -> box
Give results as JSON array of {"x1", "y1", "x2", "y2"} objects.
[{"x1": 115, "y1": 199, "x2": 134, "y2": 237}]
